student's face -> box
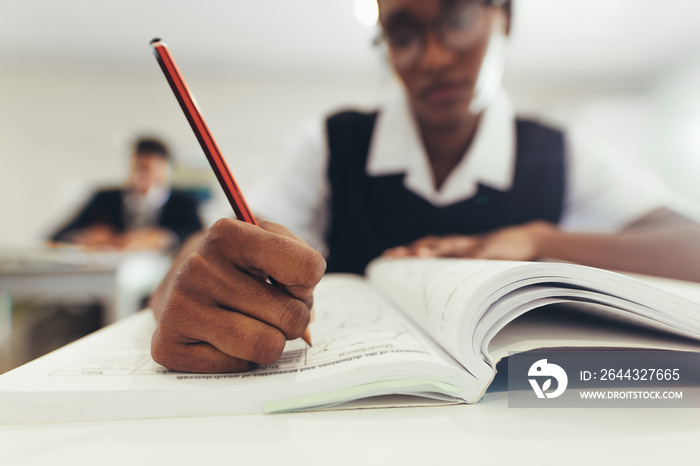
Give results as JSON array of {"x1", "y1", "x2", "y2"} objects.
[
  {"x1": 128, "y1": 152, "x2": 168, "y2": 194},
  {"x1": 378, "y1": 0, "x2": 506, "y2": 129}
]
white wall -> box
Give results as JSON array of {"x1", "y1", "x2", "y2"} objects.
[
  {"x1": 0, "y1": 62, "x2": 393, "y2": 247},
  {"x1": 2, "y1": 57, "x2": 700, "y2": 248},
  {"x1": 650, "y1": 63, "x2": 700, "y2": 203}
]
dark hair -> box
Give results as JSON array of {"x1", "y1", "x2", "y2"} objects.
[{"x1": 133, "y1": 137, "x2": 169, "y2": 159}]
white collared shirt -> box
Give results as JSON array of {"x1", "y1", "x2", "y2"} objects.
[
  {"x1": 249, "y1": 90, "x2": 673, "y2": 256},
  {"x1": 122, "y1": 186, "x2": 171, "y2": 231},
  {"x1": 366, "y1": 90, "x2": 515, "y2": 206}
]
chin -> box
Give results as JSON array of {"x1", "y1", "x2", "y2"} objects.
[
  {"x1": 420, "y1": 106, "x2": 476, "y2": 130},
  {"x1": 414, "y1": 93, "x2": 477, "y2": 129}
]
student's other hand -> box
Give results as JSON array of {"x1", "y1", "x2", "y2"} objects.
[
  {"x1": 382, "y1": 221, "x2": 557, "y2": 261},
  {"x1": 150, "y1": 219, "x2": 326, "y2": 373}
]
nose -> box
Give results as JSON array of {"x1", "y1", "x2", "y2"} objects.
[{"x1": 418, "y1": 31, "x2": 457, "y2": 72}]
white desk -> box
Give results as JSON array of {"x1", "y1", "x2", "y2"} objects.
[
  {"x1": 2, "y1": 271, "x2": 700, "y2": 466},
  {"x1": 1, "y1": 391, "x2": 697, "y2": 466},
  {"x1": 0, "y1": 249, "x2": 170, "y2": 325}
]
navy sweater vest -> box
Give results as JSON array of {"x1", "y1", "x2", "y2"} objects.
[{"x1": 325, "y1": 111, "x2": 566, "y2": 274}]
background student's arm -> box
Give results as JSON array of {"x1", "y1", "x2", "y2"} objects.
[
  {"x1": 49, "y1": 191, "x2": 112, "y2": 244},
  {"x1": 158, "y1": 191, "x2": 204, "y2": 246}
]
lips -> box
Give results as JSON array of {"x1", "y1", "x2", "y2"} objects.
[{"x1": 419, "y1": 79, "x2": 471, "y2": 104}]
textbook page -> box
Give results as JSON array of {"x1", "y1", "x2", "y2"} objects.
[
  {"x1": 488, "y1": 303, "x2": 700, "y2": 361},
  {"x1": 367, "y1": 258, "x2": 700, "y2": 375},
  {"x1": 0, "y1": 275, "x2": 477, "y2": 424},
  {"x1": 367, "y1": 258, "x2": 523, "y2": 372}
]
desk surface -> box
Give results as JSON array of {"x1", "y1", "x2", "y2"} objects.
[
  {"x1": 0, "y1": 248, "x2": 170, "y2": 324},
  {"x1": 3, "y1": 270, "x2": 700, "y2": 466},
  {"x1": 1, "y1": 391, "x2": 698, "y2": 466}
]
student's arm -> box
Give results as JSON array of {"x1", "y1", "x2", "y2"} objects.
[
  {"x1": 50, "y1": 191, "x2": 112, "y2": 244},
  {"x1": 117, "y1": 227, "x2": 177, "y2": 250},
  {"x1": 148, "y1": 219, "x2": 326, "y2": 373},
  {"x1": 383, "y1": 207, "x2": 700, "y2": 282},
  {"x1": 158, "y1": 191, "x2": 204, "y2": 246}
]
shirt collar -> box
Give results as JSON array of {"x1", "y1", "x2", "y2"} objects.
[
  {"x1": 366, "y1": 88, "x2": 516, "y2": 206},
  {"x1": 123, "y1": 185, "x2": 171, "y2": 210}
]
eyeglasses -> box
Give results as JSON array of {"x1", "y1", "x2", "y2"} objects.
[{"x1": 375, "y1": 0, "x2": 506, "y2": 69}]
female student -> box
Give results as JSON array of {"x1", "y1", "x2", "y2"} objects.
[{"x1": 149, "y1": 0, "x2": 700, "y2": 373}]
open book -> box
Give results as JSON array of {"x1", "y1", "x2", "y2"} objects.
[{"x1": 2, "y1": 257, "x2": 700, "y2": 423}]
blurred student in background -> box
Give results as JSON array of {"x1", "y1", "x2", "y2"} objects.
[
  {"x1": 50, "y1": 137, "x2": 203, "y2": 251},
  {"x1": 149, "y1": 0, "x2": 700, "y2": 373}
]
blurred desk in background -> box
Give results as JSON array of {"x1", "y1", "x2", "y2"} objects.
[
  {"x1": 0, "y1": 248, "x2": 170, "y2": 325},
  {"x1": 0, "y1": 248, "x2": 170, "y2": 373}
]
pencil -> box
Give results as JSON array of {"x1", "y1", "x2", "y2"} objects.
[{"x1": 150, "y1": 38, "x2": 312, "y2": 346}]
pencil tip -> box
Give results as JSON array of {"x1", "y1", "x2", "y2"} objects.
[
  {"x1": 150, "y1": 37, "x2": 162, "y2": 45},
  {"x1": 301, "y1": 329, "x2": 312, "y2": 347}
]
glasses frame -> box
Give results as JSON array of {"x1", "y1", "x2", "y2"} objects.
[{"x1": 374, "y1": 0, "x2": 507, "y2": 68}]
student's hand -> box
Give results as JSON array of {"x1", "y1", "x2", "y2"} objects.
[
  {"x1": 150, "y1": 218, "x2": 326, "y2": 373},
  {"x1": 382, "y1": 221, "x2": 557, "y2": 261},
  {"x1": 118, "y1": 227, "x2": 176, "y2": 250},
  {"x1": 72, "y1": 225, "x2": 120, "y2": 249}
]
